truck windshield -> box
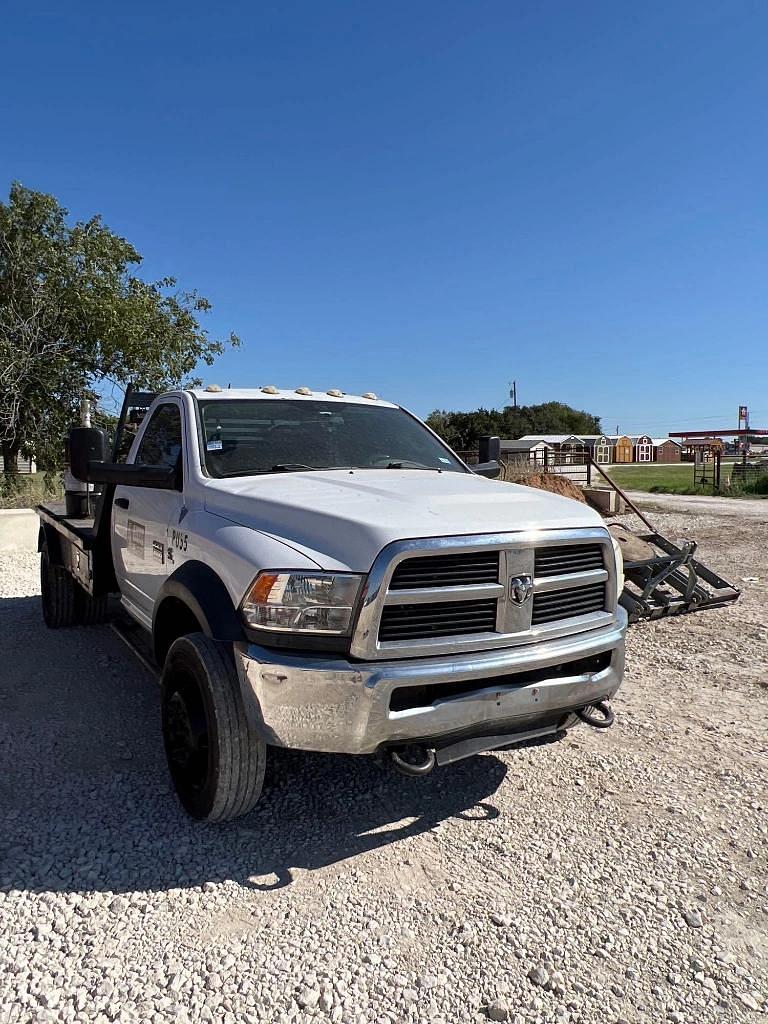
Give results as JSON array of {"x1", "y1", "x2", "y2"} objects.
[{"x1": 197, "y1": 399, "x2": 467, "y2": 478}]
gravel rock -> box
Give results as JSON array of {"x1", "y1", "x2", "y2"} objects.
[
  {"x1": 296, "y1": 987, "x2": 320, "y2": 1009},
  {"x1": 737, "y1": 993, "x2": 761, "y2": 1011},
  {"x1": 1, "y1": 506, "x2": 767, "y2": 1024},
  {"x1": 486, "y1": 998, "x2": 510, "y2": 1021},
  {"x1": 528, "y1": 965, "x2": 549, "y2": 988},
  {"x1": 682, "y1": 909, "x2": 703, "y2": 928}
]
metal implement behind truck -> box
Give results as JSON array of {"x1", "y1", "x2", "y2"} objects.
[
  {"x1": 38, "y1": 386, "x2": 632, "y2": 822},
  {"x1": 590, "y1": 463, "x2": 741, "y2": 621}
]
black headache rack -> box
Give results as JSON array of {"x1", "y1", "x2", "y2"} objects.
[
  {"x1": 110, "y1": 384, "x2": 159, "y2": 467},
  {"x1": 36, "y1": 386, "x2": 159, "y2": 597},
  {"x1": 585, "y1": 460, "x2": 741, "y2": 623}
]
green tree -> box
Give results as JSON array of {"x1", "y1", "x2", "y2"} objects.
[
  {"x1": 0, "y1": 182, "x2": 239, "y2": 484},
  {"x1": 426, "y1": 402, "x2": 601, "y2": 450}
]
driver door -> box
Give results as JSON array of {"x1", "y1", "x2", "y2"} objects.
[{"x1": 112, "y1": 400, "x2": 185, "y2": 625}]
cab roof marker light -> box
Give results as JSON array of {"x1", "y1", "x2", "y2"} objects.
[
  {"x1": 362, "y1": 392, "x2": 378, "y2": 400},
  {"x1": 204, "y1": 384, "x2": 223, "y2": 392},
  {"x1": 295, "y1": 387, "x2": 313, "y2": 395},
  {"x1": 326, "y1": 389, "x2": 344, "y2": 398},
  {"x1": 261, "y1": 385, "x2": 280, "y2": 395}
]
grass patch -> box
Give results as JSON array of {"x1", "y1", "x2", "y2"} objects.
[
  {"x1": 0, "y1": 472, "x2": 64, "y2": 509},
  {"x1": 730, "y1": 474, "x2": 768, "y2": 496},
  {"x1": 605, "y1": 463, "x2": 710, "y2": 492},
  {"x1": 605, "y1": 461, "x2": 768, "y2": 497}
]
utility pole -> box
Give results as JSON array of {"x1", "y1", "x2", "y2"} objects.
[
  {"x1": 739, "y1": 405, "x2": 749, "y2": 457},
  {"x1": 508, "y1": 381, "x2": 518, "y2": 409}
]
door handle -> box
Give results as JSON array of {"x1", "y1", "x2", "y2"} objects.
[{"x1": 115, "y1": 497, "x2": 130, "y2": 509}]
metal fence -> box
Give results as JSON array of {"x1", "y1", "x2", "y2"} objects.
[
  {"x1": 730, "y1": 460, "x2": 768, "y2": 485},
  {"x1": 454, "y1": 447, "x2": 596, "y2": 487},
  {"x1": 454, "y1": 450, "x2": 479, "y2": 465},
  {"x1": 456, "y1": 441, "x2": 768, "y2": 495}
]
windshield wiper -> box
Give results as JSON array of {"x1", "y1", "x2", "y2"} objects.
[
  {"x1": 270, "y1": 463, "x2": 317, "y2": 473},
  {"x1": 384, "y1": 461, "x2": 438, "y2": 470}
]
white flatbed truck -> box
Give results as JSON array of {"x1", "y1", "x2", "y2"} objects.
[{"x1": 37, "y1": 386, "x2": 627, "y2": 821}]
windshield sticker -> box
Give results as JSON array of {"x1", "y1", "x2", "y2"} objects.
[
  {"x1": 438, "y1": 457, "x2": 451, "y2": 464},
  {"x1": 207, "y1": 439, "x2": 223, "y2": 451}
]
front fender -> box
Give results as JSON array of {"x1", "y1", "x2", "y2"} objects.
[{"x1": 154, "y1": 560, "x2": 245, "y2": 645}]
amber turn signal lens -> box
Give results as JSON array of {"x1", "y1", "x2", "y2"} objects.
[{"x1": 247, "y1": 572, "x2": 281, "y2": 604}]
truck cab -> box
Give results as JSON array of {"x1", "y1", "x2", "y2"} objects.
[{"x1": 38, "y1": 386, "x2": 627, "y2": 821}]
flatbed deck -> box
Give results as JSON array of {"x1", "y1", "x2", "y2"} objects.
[
  {"x1": 36, "y1": 497, "x2": 114, "y2": 595},
  {"x1": 37, "y1": 501, "x2": 99, "y2": 548}
]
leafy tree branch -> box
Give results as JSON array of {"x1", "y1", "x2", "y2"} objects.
[{"x1": 0, "y1": 182, "x2": 239, "y2": 483}]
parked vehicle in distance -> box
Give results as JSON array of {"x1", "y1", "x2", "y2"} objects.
[{"x1": 36, "y1": 386, "x2": 627, "y2": 821}]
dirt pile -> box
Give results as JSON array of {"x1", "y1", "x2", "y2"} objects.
[{"x1": 502, "y1": 467, "x2": 587, "y2": 504}]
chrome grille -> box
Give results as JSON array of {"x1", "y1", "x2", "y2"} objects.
[
  {"x1": 379, "y1": 598, "x2": 497, "y2": 641},
  {"x1": 389, "y1": 552, "x2": 500, "y2": 590},
  {"x1": 535, "y1": 544, "x2": 604, "y2": 577},
  {"x1": 353, "y1": 528, "x2": 616, "y2": 660},
  {"x1": 532, "y1": 582, "x2": 606, "y2": 624}
]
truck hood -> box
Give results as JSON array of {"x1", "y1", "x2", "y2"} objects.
[{"x1": 202, "y1": 469, "x2": 604, "y2": 572}]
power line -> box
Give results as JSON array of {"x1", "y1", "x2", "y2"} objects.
[{"x1": 599, "y1": 409, "x2": 768, "y2": 430}]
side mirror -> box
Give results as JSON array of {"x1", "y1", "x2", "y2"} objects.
[
  {"x1": 473, "y1": 435, "x2": 502, "y2": 478},
  {"x1": 473, "y1": 461, "x2": 502, "y2": 479},
  {"x1": 69, "y1": 427, "x2": 108, "y2": 482},
  {"x1": 69, "y1": 426, "x2": 177, "y2": 490},
  {"x1": 86, "y1": 462, "x2": 179, "y2": 489},
  {"x1": 478, "y1": 435, "x2": 501, "y2": 463}
]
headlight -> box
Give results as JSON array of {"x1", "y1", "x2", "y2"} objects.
[{"x1": 240, "y1": 572, "x2": 363, "y2": 635}]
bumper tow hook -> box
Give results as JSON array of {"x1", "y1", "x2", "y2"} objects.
[
  {"x1": 389, "y1": 745, "x2": 437, "y2": 777},
  {"x1": 576, "y1": 701, "x2": 615, "y2": 729}
]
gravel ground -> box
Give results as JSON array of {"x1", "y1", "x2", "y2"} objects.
[{"x1": 0, "y1": 504, "x2": 766, "y2": 1024}]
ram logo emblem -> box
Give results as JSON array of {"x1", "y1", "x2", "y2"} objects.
[{"x1": 509, "y1": 575, "x2": 534, "y2": 605}]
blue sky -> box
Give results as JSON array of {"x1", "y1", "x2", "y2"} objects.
[{"x1": 1, "y1": 1, "x2": 766, "y2": 435}]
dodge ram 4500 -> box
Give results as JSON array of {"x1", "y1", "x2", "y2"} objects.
[{"x1": 37, "y1": 386, "x2": 627, "y2": 821}]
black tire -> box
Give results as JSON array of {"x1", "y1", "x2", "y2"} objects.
[
  {"x1": 77, "y1": 590, "x2": 110, "y2": 626},
  {"x1": 160, "y1": 633, "x2": 266, "y2": 821},
  {"x1": 40, "y1": 544, "x2": 80, "y2": 628}
]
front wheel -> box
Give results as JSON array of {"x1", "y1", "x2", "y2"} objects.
[{"x1": 160, "y1": 634, "x2": 267, "y2": 821}]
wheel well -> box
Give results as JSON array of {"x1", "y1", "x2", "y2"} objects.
[{"x1": 153, "y1": 597, "x2": 204, "y2": 667}]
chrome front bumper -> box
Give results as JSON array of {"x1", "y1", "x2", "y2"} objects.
[{"x1": 234, "y1": 608, "x2": 627, "y2": 755}]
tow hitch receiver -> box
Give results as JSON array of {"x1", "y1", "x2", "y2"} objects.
[{"x1": 576, "y1": 701, "x2": 614, "y2": 729}]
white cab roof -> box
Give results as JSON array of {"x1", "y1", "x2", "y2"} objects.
[{"x1": 187, "y1": 387, "x2": 397, "y2": 409}]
